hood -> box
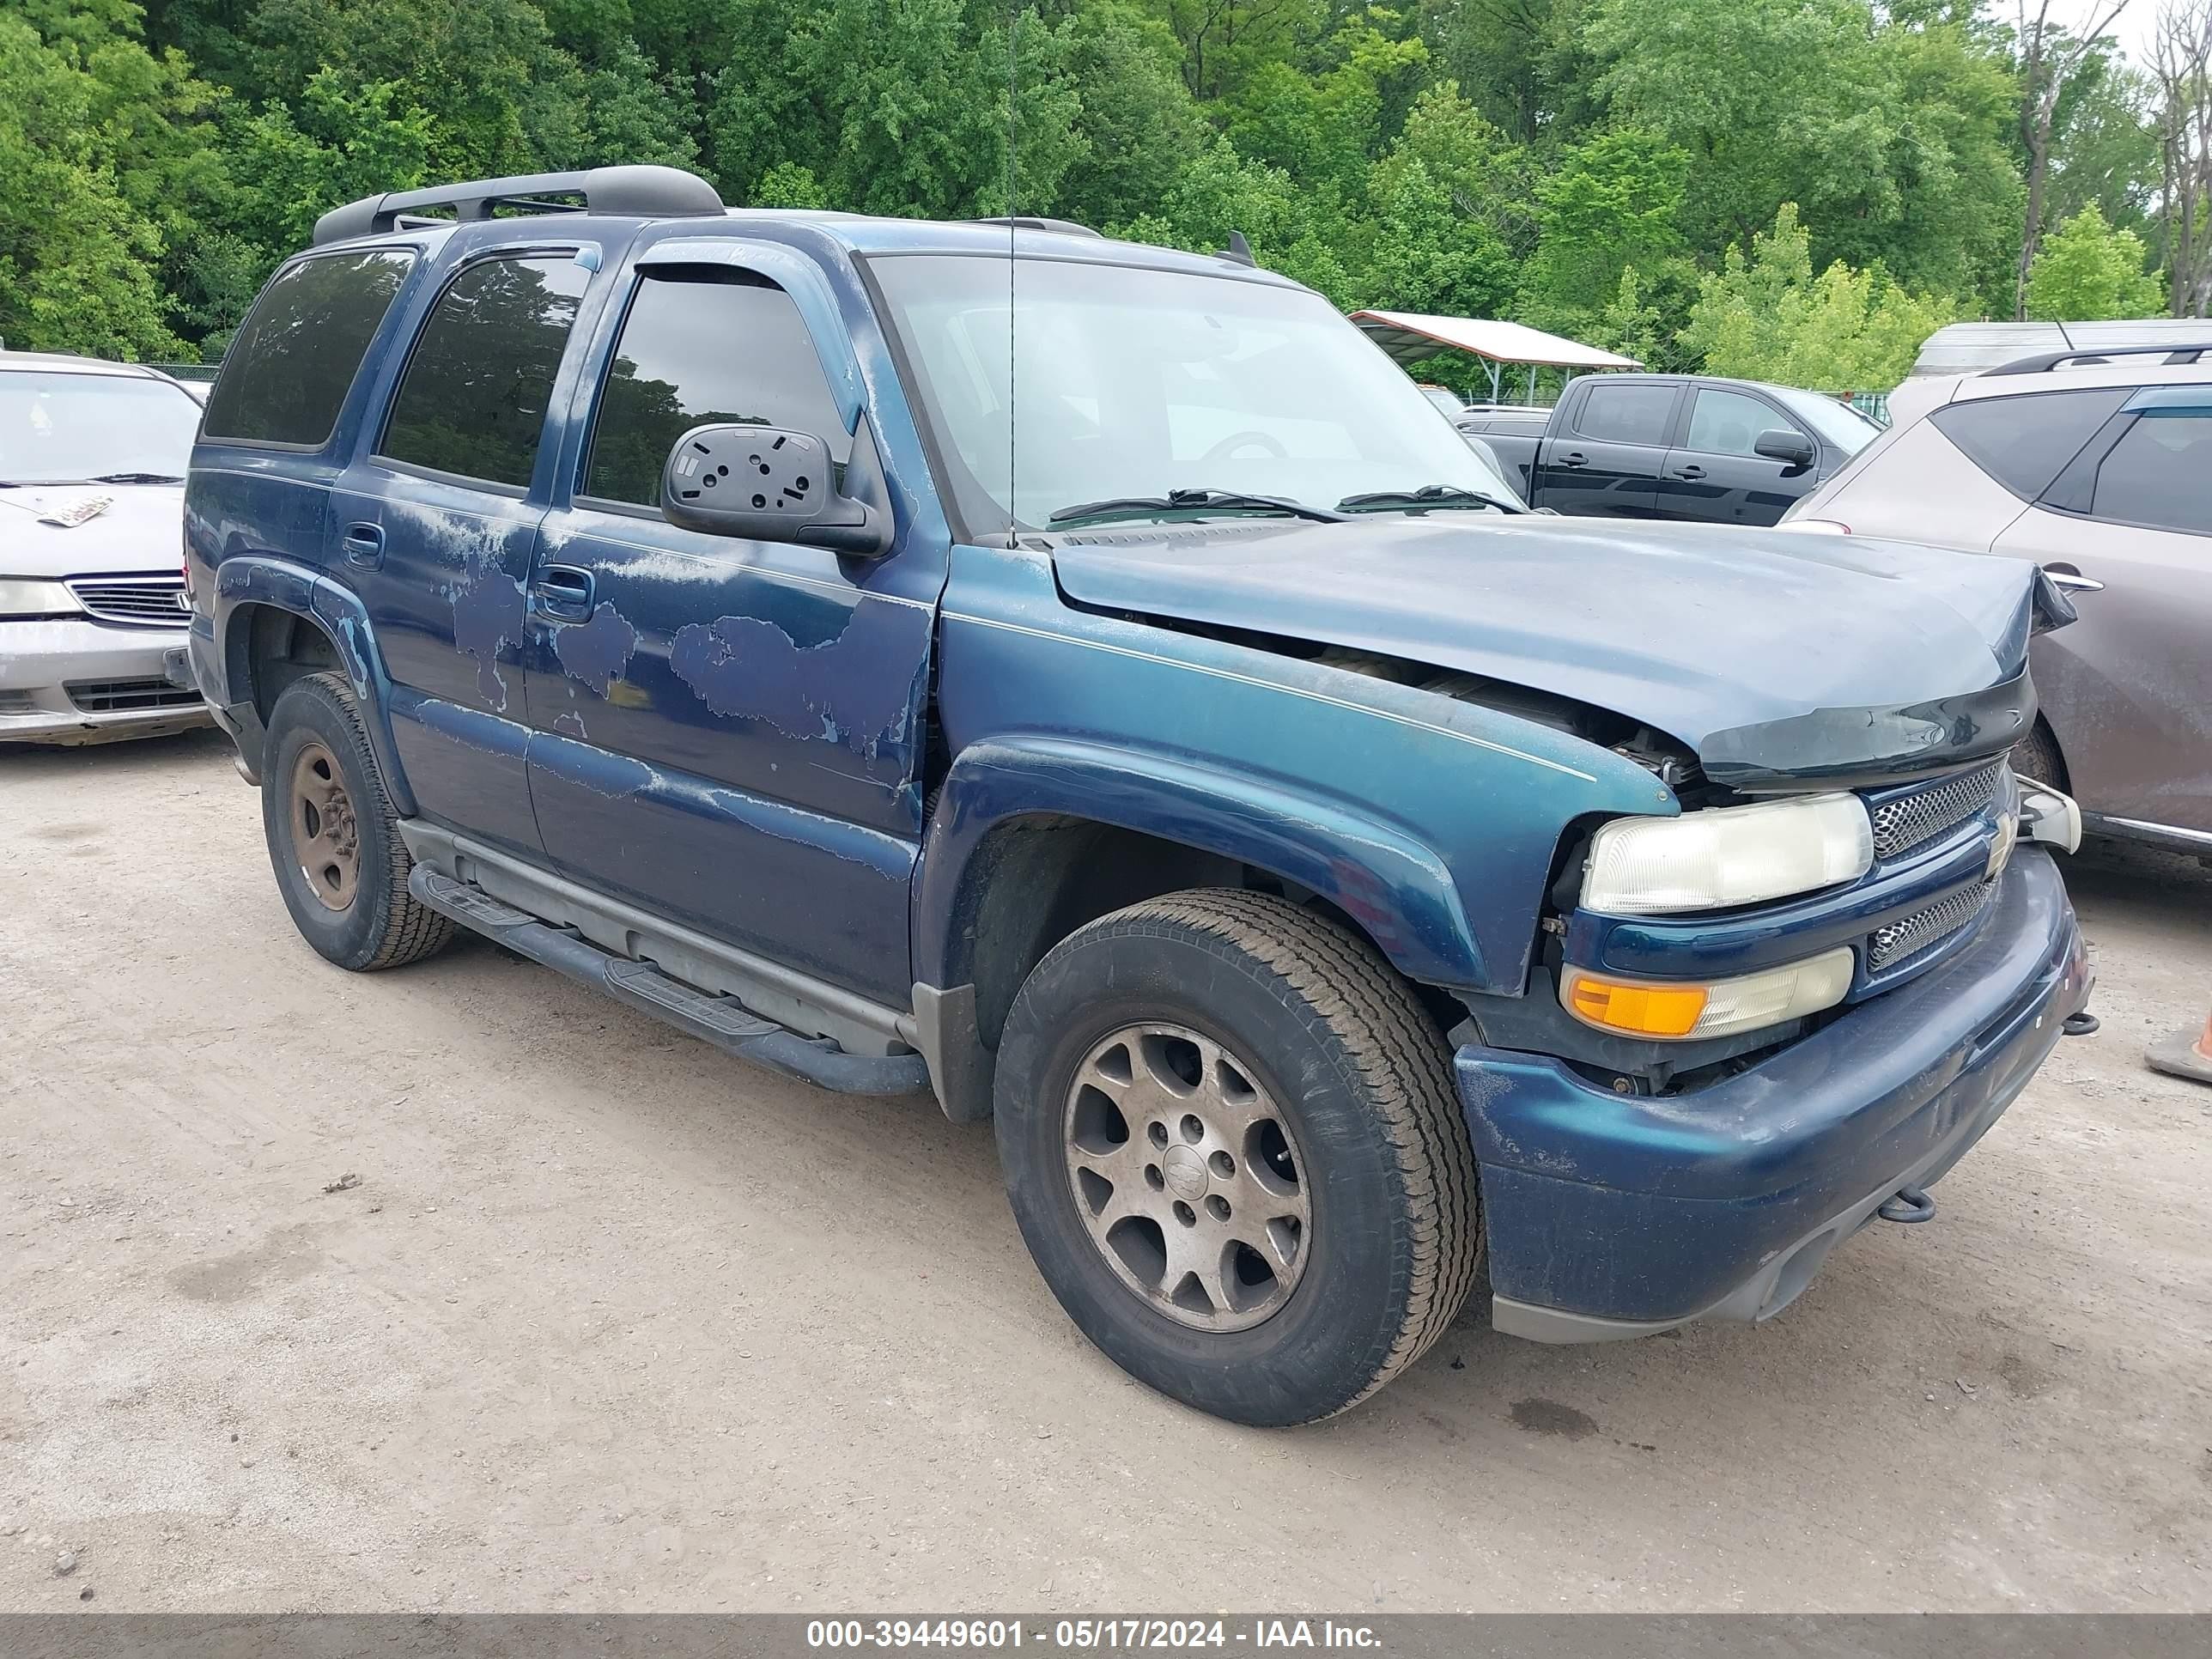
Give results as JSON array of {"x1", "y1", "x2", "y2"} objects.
[
  {"x1": 0, "y1": 483, "x2": 185, "y2": 580},
  {"x1": 1049, "y1": 516, "x2": 2066, "y2": 789}
]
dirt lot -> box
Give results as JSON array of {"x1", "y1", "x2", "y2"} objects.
[{"x1": 3, "y1": 728, "x2": 2209, "y2": 1613}]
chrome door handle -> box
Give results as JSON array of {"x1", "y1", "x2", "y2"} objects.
[{"x1": 2044, "y1": 566, "x2": 2104, "y2": 593}]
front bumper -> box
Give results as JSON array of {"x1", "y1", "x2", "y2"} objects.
[
  {"x1": 0, "y1": 617, "x2": 210, "y2": 744},
  {"x1": 1462, "y1": 848, "x2": 2089, "y2": 1340}
]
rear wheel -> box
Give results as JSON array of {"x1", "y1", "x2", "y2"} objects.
[
  {"x1": 261, "y1": 672, "x2": 453, "y2": 971},
  {"x1": 994, "y1": 889, "x2": 1482, "y2": 1425}
]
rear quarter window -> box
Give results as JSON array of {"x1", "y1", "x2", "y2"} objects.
[
  {"x1": 1929, "y1": 387, "x2": 2131, "y2": 501},
  {"x1": 2089, "y1": 408, "x2": 2212, "y2": 535},
  {"x1": 378, "y1": 254, "x2": 592, "y2": 489},
  {"x1": 201, "y1": 250, "x2": 416, "y2": 447}
]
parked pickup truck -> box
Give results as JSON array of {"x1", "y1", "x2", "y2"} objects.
[
  {"x1": 183, "y1": 166, "x2": 2092, "y2": 1425},
  {"x1": 1465, "y1": 373, "x2": 1882, "y2": 524}
]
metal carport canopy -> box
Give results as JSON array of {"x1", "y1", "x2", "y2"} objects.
[{"x1": 1350, "y1": 311, "x2": 1643, "y2": 372}]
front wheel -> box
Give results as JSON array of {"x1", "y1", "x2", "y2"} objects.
[{"x1": 994, "y1": 890, "x2": 1482, "y2": 1425}]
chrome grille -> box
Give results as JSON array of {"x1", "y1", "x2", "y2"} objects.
[
  {"x1": 1871, "y1": 762, "x2": 2006, "y2": 860},
  {"x1": 1869, "y1": 879, "x2": 1997, "y2": 972},
  {"x1": 65, "y1": 574, "x2": 189, "y2": 628}
]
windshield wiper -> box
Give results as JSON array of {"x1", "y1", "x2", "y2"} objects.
[
  {"x1": 1048, "y1": 488, "x2": 1346, "y2": 527},
  {"x1": 1336, "y1": 484, "x2": 1524, "y2": 515},
  {"x1": 85, "y1": 472, "x2": 185, "y2": 484}
]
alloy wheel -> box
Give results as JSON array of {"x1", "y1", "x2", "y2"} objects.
[{"x1": 1061, "y1": 1022, "x2": 1312, "y2": 1332}]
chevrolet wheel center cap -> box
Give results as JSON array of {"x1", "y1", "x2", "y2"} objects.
[{"x1": 1162, "y1": 1143, "x2": 1207, "y2": 1200}]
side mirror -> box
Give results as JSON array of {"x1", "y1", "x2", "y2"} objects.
[
  {"x1": 1753, "y1": 428, "x2": 1816, "y2": 467},
  {"x1": 660, "y1": 417, "x2": 894, "y2": 557}
]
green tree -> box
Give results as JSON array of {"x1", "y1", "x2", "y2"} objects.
[
  {"x1": 2042, "y1": 54, "x2": 2161, "y2": 239},
  {"x1": 1585, "y1": 0, "x2": 2019, "y2": 303},
  {"x1": 1226, "y1": 9, "x2": 1428, "y2": 199},
  {"x1": 1680, "y1": 204, "x2": 1959, "y2": 391},
  {"x1": 0, "y1": 14, "x2": 185, "y2": 356},
  {"x1": 225, "y1": 71, "x2": 434, "y2": 249},
  {"x1": 1419, "y1": 0, "x2": 1595, "y2": 143},
  {"x1": 1114, "y1": 136, "x2": 1351, "y2": 301},
  {"x1": 1516, "y1": 127, "x2": 1683, "y2": 329},
  {"x1": 1359, "y1": 157, "x2": 1515, "y2": 318},
  {"x1": 707, "y1": 0, "x2": 1077, "y2": 218},
  {"x1": 2026, "y1": 202, "x2": 2163, "y2": 319},
  {"x1": 1046, "y1": 1, "x2": 1206, "y2": 230}
]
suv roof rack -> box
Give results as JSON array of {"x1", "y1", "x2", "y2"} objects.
[
  {"x1": 970, "y1": 216, "x2": 1103, "y2": 240},
  {"x1": 1984, "y1": 342, "x2": 2211, "y2": 376},
  {"x1": 313, "y1": 165, "x2": 725, "y2": 247}
]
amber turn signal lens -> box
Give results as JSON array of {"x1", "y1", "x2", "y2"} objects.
[
  {"x1": 1565, "y1": 975, "x2": 1709, "y2": 1038},
  {"x1": 1560, "y1": 948, "x2": 1856, "y2": 1042}
]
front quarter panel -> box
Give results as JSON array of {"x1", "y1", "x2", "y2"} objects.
[{"x1": 921, "y1": 546, "x2": 1674, "y2": 994}]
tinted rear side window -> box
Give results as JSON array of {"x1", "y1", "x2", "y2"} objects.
[
  {"x1": 583, "y1": 270, "x2": 848, "y2": 507},
  {"x1": 201, "y1": 250, "x2": 415, "y2": 447},
  {"x1": 380, "y1": 255, "x2": 592, "y2": 489},
  {"x1": 2091, "y1": 410, "x2": 2212, "y2": 534},
  {"x1": 1576, "y1": 383, "x2": 1675, "y2": 445},
  {"x1": 1929, "y1": 388, "x2": 2130, "y2": 501}
]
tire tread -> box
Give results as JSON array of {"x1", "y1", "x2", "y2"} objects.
[
  {"x1": 282, "y1": 672, "x2": 453, "y2": 970},
  {"x1": 1036, "y1": 888, "x2": 1482, "y2": 1419}
]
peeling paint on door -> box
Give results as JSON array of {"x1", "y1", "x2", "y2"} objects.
[
  {"x1": 449, "y1": 551, "x2": 528, "y2": 709},
  {"x1": 553, "y1": 602, "x2": 640, "y2": 696},
  {"x1": 669, "y1": 599, "x2": 924, "y2": 756}
]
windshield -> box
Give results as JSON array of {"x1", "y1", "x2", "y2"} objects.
[
  {"x1": 872, "y1": 255, "x2": 1520, "y2": 530},
  {"x1": 0, "y1": 370, "x2": 201, "y2": 483},
  {"x1": 1773, "y1": 386, "x2": 1881, "y2": 454}
]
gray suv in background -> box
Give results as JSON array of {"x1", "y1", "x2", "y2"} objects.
[{"x1": 1784, "y1": 345, "x2": 2212, "y2": 854}]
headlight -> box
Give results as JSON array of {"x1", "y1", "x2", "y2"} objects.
[
  {"x1": 1562, "y1": 948, "x2": 1856, "y2": 1041},
  {"x1": 0, "y1": 578, "x2": 82, "y2": 619},
  {"x1": 1583, "y1": 793, "x2": 1874, "y2": 915}
]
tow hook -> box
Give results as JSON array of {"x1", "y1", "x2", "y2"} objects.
[
  {"x1": 1877, "y1": 1187, "x2": 1936, "y2": 1224},
  {"x1": 2062, "y1": 1011, "x2": 2100, "y2": 1036}
]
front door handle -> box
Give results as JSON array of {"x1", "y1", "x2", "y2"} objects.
[
  {"x1": 1673, "y1": 465, "x2": 1706, "y2": 480},
  {"x1": 2044, "y1": 563, "x2": 2104, "y2": 593},
  {"x1": 1557, "y1": 452, "x2": 1589, "y2": 468},
  {"x1": 342, "y1": 522, "x2": 385, "y2": 567},
  {"x1": 533, "y1": 563, "x2": 595, "y2": 620}
]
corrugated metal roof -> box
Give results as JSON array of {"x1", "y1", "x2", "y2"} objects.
[{"x1": 1349, "y1": 311, "x2": 1643, "y2": 370}]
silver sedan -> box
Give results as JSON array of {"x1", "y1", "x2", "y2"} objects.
[{"x1": 1, "y1": 353, "x2": 210, "y2": 744}]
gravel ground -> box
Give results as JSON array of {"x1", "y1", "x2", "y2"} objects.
[{"x1": 2, "y1": 728, "x2": 2208, "y2": 1613}]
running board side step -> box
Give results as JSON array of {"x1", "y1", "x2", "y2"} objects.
[{"x1": 408, "y1": 868, "x2": 930, "y2": 1097}]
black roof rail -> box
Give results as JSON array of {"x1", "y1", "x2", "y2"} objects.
[
  {"x1": 313, "y1": 165, "x2": 725, "y2": 246},
  {"x1": 1984, "y1": 343, "x2": 2210, "y2": 376},
  {"x1": 970, "y1": 215, "x2": 1103, "y2": 240}
]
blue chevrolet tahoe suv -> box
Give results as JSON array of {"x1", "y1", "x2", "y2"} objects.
[{"x1": 182, "y1": 165, "x2": 2094, "y2": 1425}]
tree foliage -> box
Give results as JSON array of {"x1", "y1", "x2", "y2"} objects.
[
  {"x1": 1680, "y1": 204, "x2": 1961, "y2": 392},
  {"x1": 0, "y1": 0, "x2": 2191, "y2": 376},
  {"x1": 2026, "y1": 201, "x2": 2164, "y2": 319}
]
